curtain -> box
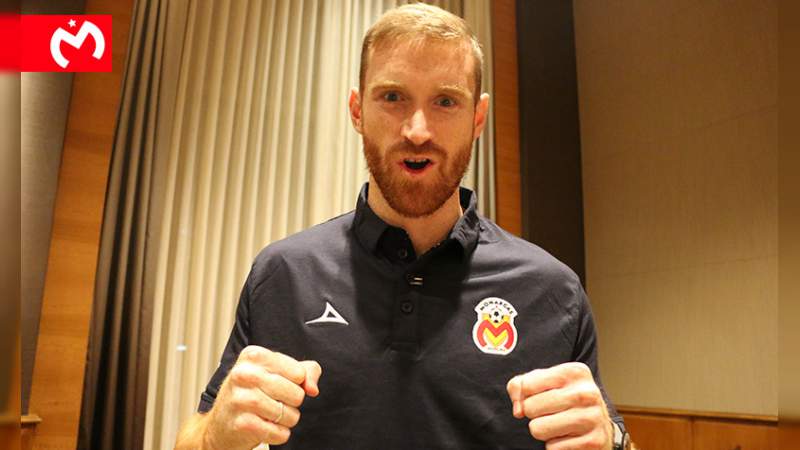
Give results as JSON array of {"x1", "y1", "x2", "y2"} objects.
[
  {"x1": 78, "y1": 0, "x2": 189, "y2": 448},
  {"x1": 78, "y1": 1, "x2": 495, "y2": 449}
]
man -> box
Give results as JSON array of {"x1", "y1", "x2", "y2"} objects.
[{"x1": 175, "y1": 4, "x2": 629, "y2": 450}]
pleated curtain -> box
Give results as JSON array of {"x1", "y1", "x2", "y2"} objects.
[{"x1": 77, "y1": 1, "x2": 498, "y2": 449}]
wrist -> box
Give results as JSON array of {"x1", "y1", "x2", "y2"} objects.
[
  {"x1": 200, "y1": 414, "x2": 223, "y2": 450},
  {"x1": 609, "y1": 420, "x2": 631, "y2": 450}
]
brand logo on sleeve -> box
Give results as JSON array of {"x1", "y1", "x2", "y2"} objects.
[{"x1": 472, "y1": 297, "x2": 518, "y2": 355}]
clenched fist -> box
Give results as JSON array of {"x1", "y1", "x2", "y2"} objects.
[
  {"x1": 202, "y1": 345, "x2": 323, "y2": 450},
  {"x1": 507, "y1": 362, "x2": 613, "y2": 450}
]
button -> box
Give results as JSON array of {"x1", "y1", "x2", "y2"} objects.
[
  {"x1": 400, "y1": 301, "x2": 414, "y2": 314},
  {"x1": 406, "y1": 274, "x2": 424, "y2": 286},
  {"x1": 397, "y1": 248, "x2": 408, "y2": 259}
]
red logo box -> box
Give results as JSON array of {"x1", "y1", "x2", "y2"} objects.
[{"x1": 0, "y1": 15, "x2": 112, "y2": 72}]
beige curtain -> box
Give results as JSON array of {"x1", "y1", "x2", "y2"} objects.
[{"x1": 142, "y1": 1, "x2": 495, "y2": 449}]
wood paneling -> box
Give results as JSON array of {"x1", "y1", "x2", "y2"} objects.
[
  {"x1": 779, "y1": 423, "x2": 800, "y2": 449},
  {"x1": 0, "y1": 333, "x2": 21, "y2": 450},
  {"x1": 27, "y1": 0, "x2": 134, "y2": 449},
  {"x1": 618, "y1": 406, "x2": 778, "y2": 450},
  {"x1": 491, "y1": 0, "x2": 522, "y2": 236},
  {"x1": 624, "y1": 414, "x2": 692, "y2": 450},
  {"x1": 619, "y1": 405, "x2": 778, "y2": 424},
  {"x1": 693, "y1": 419, "x2": 778, "y2": 450},
  {"x1": 22, "y1": 414, "x2": 42, "y2": 450}
]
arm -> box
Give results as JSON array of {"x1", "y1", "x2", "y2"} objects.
[
  {"x1": 174, "y1": 412, "x2": 212, "y2": 450},
  {"x1": 505, "y1": 279, "x2": 619, "y2": 449},
  {"x1": 173, "y1": 346, "x2": 322, "y2": 450}
]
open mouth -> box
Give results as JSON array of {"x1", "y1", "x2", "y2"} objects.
[{"x1": 402, "y1": 158, "x2": 432, "y2": 171}]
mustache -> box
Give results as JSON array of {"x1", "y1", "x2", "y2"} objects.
[{"x1": 387, "y1": 140, "x2": 447, "y2": 157}]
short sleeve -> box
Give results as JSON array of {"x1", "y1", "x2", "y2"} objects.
[
  {"x1": 197, "y1": 273, "x2": 253, "y2": 413},
  {"x1": 571, "y1": 285, "x2": 626, "y2": 433}
]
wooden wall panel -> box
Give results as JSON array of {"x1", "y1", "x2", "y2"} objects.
[
  {"x1": 618, "y1": 406, "x2": 778, "y2": 450},
  {"x1": 692, "y1": 419, "x2": 778, "y2": 450},
  {"x1": 0, "y1": 333, "x2": 21, "y2": 449},
  {"x1": 27, "y1": 0, "x2": 134, "y2": 449},
  {"x1": 623, "y1": 414, "x2": 692, "y2": 450},
  {"x1": 491, "y1": 0, "x2": 522, "y2": 236}
]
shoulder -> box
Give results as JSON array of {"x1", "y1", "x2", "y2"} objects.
[
  {"x1": 476, "y1": 217, "x2": 584, "y2": 311},
  {"x1": 248, "y1": 211, "x2": 355, "y2": 286}
]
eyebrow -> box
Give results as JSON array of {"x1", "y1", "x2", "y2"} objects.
[
  {"x1": 439, "y1": 84, "x2": 472, "y2": 100},
  {"x1": 369, "y1": 81, "x2": 472, "y2": 101}
]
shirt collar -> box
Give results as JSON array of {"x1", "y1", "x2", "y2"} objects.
[{"x1": 352, "y1": 182, "x2": 481, "y2": 259}]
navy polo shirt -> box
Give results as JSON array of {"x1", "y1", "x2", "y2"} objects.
[{"x1": 199, "y1": 183, "x2": 623, "y2": 449}]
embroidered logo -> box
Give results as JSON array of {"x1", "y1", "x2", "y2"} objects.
[
  {"x1": 305, "y1": 302, "x2": 349, "y2": 326},
  {"x1": 472, "y1": 297, "x2": 518, "y2": 355}
]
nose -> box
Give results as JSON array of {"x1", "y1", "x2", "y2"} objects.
[{"x1": 401, "y1": 108, "x2": 432, "y2": 147}]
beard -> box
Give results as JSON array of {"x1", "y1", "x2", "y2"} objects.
[{"x1": 362, "y1": 134, "x2": 473, "y2": 218}]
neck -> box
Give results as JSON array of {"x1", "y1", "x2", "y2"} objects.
[{"x1": 367, "y1": 176, "x2": 463, "y2": 257}]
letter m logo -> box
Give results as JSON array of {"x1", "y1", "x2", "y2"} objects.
[{"x1": 50, "y1": 20, "x2": 106, "y2": 69}]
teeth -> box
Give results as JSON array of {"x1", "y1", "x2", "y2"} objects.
[{"x1": 404, "y1": 158, "x2": 429, "y2": 163}]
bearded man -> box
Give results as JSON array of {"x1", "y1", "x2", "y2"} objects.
[{"x1": 175, "y1": 4, "x2": 630, "y2": 450}]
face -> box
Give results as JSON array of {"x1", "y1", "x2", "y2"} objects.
[{"x1": 349, "y1": 39, "x2": 489, "y2": 218}]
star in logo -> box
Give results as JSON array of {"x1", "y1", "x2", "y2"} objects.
[{"x1": 68, "y1": 19, "x2": 77, "y2": 28}]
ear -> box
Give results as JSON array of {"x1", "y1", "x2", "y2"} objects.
[
  {"x1": 472, "y1": 93, "x2": 490, "y2": 140},
  {"x1": 349, "y1": 87, "x2": 364, "y2": 135}
]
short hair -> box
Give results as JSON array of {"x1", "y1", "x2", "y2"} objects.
[{"x1": 359, "y1": 3, "x2": 484, "y2": 102}]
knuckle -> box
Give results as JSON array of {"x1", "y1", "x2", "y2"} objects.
[
  {"x1": 572, "y1": 362, "x2": 592, "y2": 377},
  {"x1": 590, "y1": 406, "x2": 606, "y2": 423},
  {"x1": 287, "y1": 387, "x2": 305, "y2": 408},
  {"x1": 229, "y1": 366, "x2": 253, "y2": 386},
  {"x1": 269, "y1": 425, "x2": 291, "y2": 445},
  {"x1": 574, "y1": 386, "x2": 600, "y2": 406},
  {"x1": 240, "y1": 345, "x2": 270, "y2": 362},
  {"x1": 506, "y1": 376, "x2": 518, "y2": 394},
  {"x1": 521, "y1": 398, "x2": 535, "y2": 418},
  {"x1": 578, "y1": 411, "x2": 597, "y2": 430},
  {"x1": 286, "y1": 409, "x2": 301, "y2": 428},
  {"x1": 553, "y1": 373, "x2": 568, "y2": 388},
  {"x1": 229, "y1": 390, "x2": 251, "y2": 410},
  {"x1": 232, "y1": 414, "x2": 261, "y2": 435},
  {"x1": 528, "y1": 419, "x2": 545, "y2": 440},
  {"x1": 586, "y1": 432, "x2": 606, "y2": 449}
]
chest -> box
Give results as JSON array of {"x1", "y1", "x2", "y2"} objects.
[{"x1": 249, "y1": 269, "x2": 575, "y2": 449}]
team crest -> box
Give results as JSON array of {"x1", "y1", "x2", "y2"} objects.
[{"x1": 472, "y1": 297, "x2": 518, "y2": 355}]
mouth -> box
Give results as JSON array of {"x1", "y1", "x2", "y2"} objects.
[{"x1": 399, "y1": 157, "x2": 434, "y2": 174}]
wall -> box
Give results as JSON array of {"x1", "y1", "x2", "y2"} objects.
[
  {"x1": 20, "y1": 72, "x2": 74, "y2": 413},
  {"x1": 574, "y1": 0, "x2": 778, "y2": 416},
  {"x1": 20, "y1": 0, "x2": 85, "y2": 418},
  {"x1": 516, "y1": 0, "x2": 586, "y2": 282}
]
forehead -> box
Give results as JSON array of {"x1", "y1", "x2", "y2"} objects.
[{"x1": 365, "y1": 40, "x2": 474, "y2": 92}]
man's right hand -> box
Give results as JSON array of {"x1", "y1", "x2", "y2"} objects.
[{"x1": 202, "y1": 345, "x2": 323, "y2": 450}]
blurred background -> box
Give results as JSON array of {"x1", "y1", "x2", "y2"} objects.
[{"x1": 3, "y1": 0, "x2": 798, "y2": 449}]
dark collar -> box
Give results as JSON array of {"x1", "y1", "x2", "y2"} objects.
[{"x1": 352, "y1": 182, "x2": 481, "y2": 260}]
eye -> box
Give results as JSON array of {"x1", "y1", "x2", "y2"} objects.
[
  {"x1": 436, "y1": 97, "x2": 456, "y2": 108},
  {"x1": 383, "y1": 91, "x2": 401, "y2": 102}
]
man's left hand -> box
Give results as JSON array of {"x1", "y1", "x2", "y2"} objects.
[{"x1": 507, "y1": 362, "x2": 613, "y2": 450}]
